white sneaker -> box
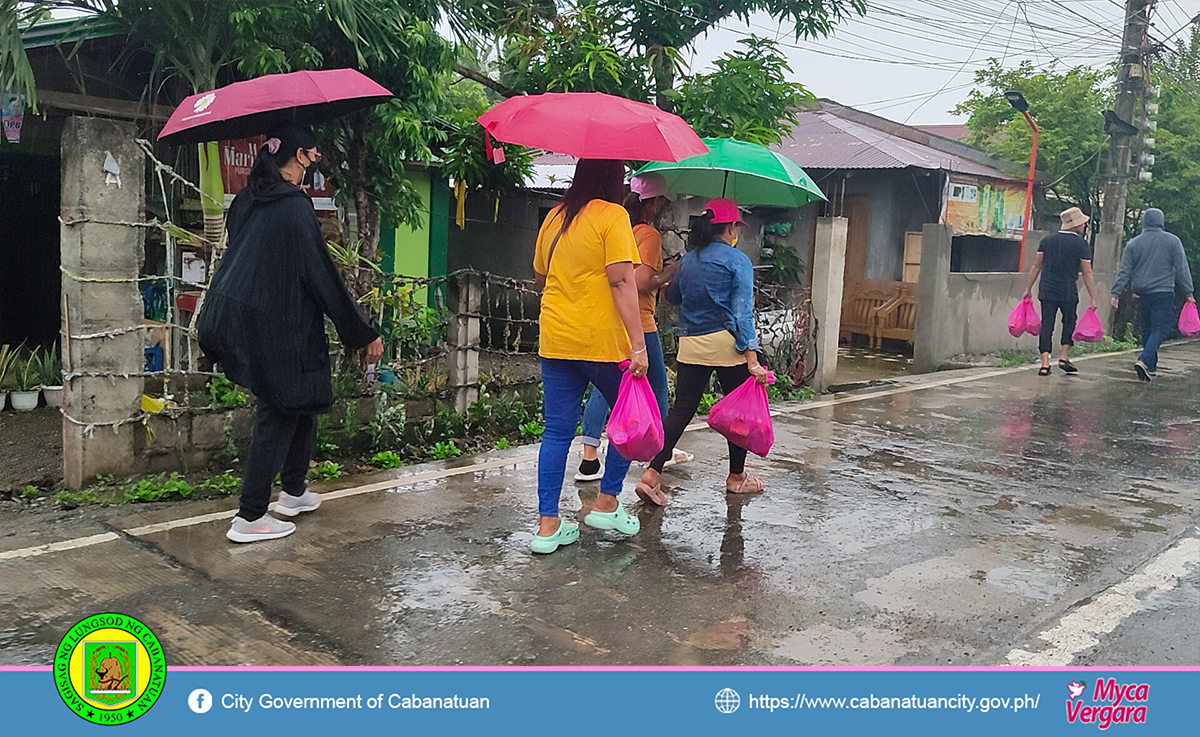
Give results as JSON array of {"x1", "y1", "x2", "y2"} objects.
[
  {"x1": 226, "y1": 514, "x2": 296, "y2": 543},
  {"x1": 270, "y1": 489, "x2": 322, "y2": 517}
]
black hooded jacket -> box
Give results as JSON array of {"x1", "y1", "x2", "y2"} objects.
[{"x1": 197, "y1": 181, "x2": 378, "y2": 413}]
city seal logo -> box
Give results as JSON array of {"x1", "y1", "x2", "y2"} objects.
[{"x1": 54, "y1": 613, "x2": 166, "y2": 726}]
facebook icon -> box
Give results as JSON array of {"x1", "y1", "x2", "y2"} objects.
[{"x1": 188, "y1": 688, "x2": 213, "y2": 714}]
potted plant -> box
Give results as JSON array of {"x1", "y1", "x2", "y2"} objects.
[
  {"x1": 10, "y1": 348, "x2": 42, "y2": 411},
  {"x1": 38, "y1": 346, "x2": 63, "y2": 408},
  {"x1": 0, "y1": 344, "x2": 15, "y2": 411}
]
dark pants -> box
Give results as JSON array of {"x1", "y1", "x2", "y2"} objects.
[
  {"x1": 1039, "y1": 299, "x2": 1078, "y2": 356},
  {"x1": 1137, "y1": 292, "x2": 1176, "y2": 372},
  {"x1": 651, "y1": 362, "x2": 752, "y2": 474},
  {"x1": 238, "y1": 401, "x2": 316, "y2": 520}
]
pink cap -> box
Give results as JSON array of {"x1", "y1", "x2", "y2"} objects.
[
  {"x1": 630, "y1": 173, "x2": 676, "y2": 201},
  {"x1": 702, "y1": 197, "x2": 745, "y2": 225}
]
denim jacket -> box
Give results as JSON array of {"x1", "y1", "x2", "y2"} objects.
[{"x1": 664, "y1": 240, "x2": 759, "y2": 352}]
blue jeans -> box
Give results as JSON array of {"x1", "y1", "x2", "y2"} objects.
[
  {"x1": 580, "y1": 332, "x2": 670, "y2": 447},
  {"x1": 538, "y1": 358, "x2": 632, "y2": 517},
  {"x1": 1137, "y1": 292, "x2": 1176, "y2": 372}
]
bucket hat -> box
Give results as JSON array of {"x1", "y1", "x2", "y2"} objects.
[{"x1": 1060, "y1": 207, "x2": 1090, "y2": 230}]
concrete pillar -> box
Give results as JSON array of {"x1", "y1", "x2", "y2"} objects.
[
  {"x1": 448, "y1": 271, "x2": 481, "y2": 413},
  {"x1": 913, "y1": 223, "x2": 953, "y2": 374},
  {"x1": 60, "y1": 117, "x2": 145, "y2": 489},
  {"x1": 809, "y1": 217, "x2": 847, "y2": 392}
]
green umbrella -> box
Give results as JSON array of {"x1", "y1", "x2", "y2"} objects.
[{"x1": 632, "y1": 137, "x2": 826, "y2": 207}]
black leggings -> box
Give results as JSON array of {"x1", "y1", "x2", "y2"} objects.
[{"x1": 651, "y1": 362, "x2": 751, "y2": 474}]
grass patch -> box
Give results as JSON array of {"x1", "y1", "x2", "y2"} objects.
[
  {"x1": 1071, "y1": 325, "x2": 1138, "y2": 355},
  {"x1": 57, "y1": 471, "x2": 241, "y2": 506},
  {"x1": 992, "y1": 349, "x2": 1033, "y2": 367}
]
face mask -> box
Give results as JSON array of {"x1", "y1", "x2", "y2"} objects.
[{"x1": 302, "y1": 161, "x2": 320, "y2": 188}]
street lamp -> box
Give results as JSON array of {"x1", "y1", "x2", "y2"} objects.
[{"x1": 1006, "y1": 90, "x2": 1038, "y2": 272}]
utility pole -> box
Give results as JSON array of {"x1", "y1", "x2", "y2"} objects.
[{"x1": 1099, "y1": 0, "x2": 1154, "y2": 243}]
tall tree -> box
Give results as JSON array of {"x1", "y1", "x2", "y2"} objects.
[{"x1": 954, "y1": 59, "x2": 1112, "y2": 224}]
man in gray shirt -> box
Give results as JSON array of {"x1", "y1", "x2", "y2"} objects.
[{"x1": 1111, "y1": 208, "x2": 1196, "y2": 381}]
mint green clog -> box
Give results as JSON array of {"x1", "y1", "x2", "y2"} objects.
[
  {"x1": 530, "y1": 520, "x2": 580, "y2": 554},
  {"x1": 583, "y1": 503, "x2": 640, "y2": 535}
]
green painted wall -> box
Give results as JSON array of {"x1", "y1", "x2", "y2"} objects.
[{"x1": 382, "y1": 172, "x2": 431, "y2": 278}]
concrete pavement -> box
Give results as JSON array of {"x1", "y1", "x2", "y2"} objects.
[{"x1": 1, "y1": 342, "x2": 1197, "y2": 666}]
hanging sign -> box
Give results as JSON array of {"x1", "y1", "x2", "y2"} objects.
[
  {"x1": 219, "y1": 135, "x2": 336, "y2": 212},
  {"x1": 941, "y1": 176, "x2": 1027, "y2": 240},
  {"x1": 1, "y1": 92, "x2": 25, "y2": 144}
]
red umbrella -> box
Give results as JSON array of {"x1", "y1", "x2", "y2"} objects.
[
  {"x1": 478, "y1": 92, "x2": 707, "y2": 162},
  {"x1": 158, "y1": 69, "x2": 392, "y2": 145}
]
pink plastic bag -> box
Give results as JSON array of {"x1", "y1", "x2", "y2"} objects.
[
  {"x1": 1008, "y1": 295, "x2": 1041, "y2": 338},
  {"x1": 1072, "y1": 306, "x2": 1105, "y2": 342},
  {"x1": 1179, "y1": 302, "x2": 1200, "y2": 337},
  {"x1": 606, "y1": 363, "x2": 664, "y2": 462},
  {"x1": 1022, "y1": 296, "x2": 1041, "y2": 336},
  {"x1": 706, "y1": 371, "x2": 776, "y2": 458}
]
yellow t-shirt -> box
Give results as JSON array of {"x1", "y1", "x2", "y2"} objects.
[
  {"x1": 633, "y1": 223, "x2": 663, "y2": 334},
  {"x1": 534, "y1": 200, "x2": 641, "y2": 362}
]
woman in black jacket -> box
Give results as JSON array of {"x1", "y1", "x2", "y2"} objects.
[{"x1": 198, "y1": 124, "x2": 381, "y2": 543}]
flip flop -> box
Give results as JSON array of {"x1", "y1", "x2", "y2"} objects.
[
  {"x1": 726, "y1": 473, "x2": 765, "y2": 494},
  {"x1": 1037, "y1": 366, "x2": 1051, "y2": 376},
  {"x1": 1058, "y1": 360, "x2": 1078, "y2": 374},
  {"x1": 635, "y1": 481, "x2": 668, "y2": 506}
]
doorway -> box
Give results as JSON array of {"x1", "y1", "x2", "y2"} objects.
[{"x1": 0, "y1": 153, "x2": 61, "y2": 348}]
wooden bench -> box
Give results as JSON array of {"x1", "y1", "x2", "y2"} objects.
[
  {"x1": 872, "y1": 286, "x2": 917, "y2": 349},
  {"x1": 841, "y1": 288, "x2": 892, "y2": 345}
]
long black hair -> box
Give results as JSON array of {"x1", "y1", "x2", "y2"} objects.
[
  {"x1": 555, "y1": 159, "x2": 625, "y2": 234},
  {"x1": 688, "y1": 211, "x2": 725, "y2": 250},
  {"x1": 247, "y1": 124, "x2": 319, "y2": 189},
  {"x1": 623, "y1": 191, "x2": 648, "y2": 225}
]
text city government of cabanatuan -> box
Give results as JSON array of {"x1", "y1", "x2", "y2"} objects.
[{"x1": 221, "y1": 693, "x2": 491, "y2": 711}]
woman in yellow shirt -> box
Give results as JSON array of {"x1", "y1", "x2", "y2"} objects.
[{"x1": 531, "y1": 159, "x2": 649, "y2": 554}]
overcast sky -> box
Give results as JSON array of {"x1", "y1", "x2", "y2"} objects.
[{"x1": 681, "y1": 0, "x2": 1200, "y2": 125}]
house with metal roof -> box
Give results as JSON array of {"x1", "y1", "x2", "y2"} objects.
[{"x1": 770, "y1": 100, "x2": 1036, "y2": 349}]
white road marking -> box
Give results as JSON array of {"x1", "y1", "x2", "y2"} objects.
[
  {"x1": 0, "y1": 532, "x2": 121, "y2": 562},
  {"x1": 0, "y1": 348, "x2": 1152, "y2": 564},
  {"x1": 1006, "y1": 535, "x2": 1200, "y2": 666}
]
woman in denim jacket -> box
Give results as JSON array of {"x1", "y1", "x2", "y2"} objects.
[{"x1": 635, "y1": 198, "x2": 770, "y2": 506}]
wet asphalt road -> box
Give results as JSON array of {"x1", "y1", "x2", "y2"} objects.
[{"x1": 1, "y1": 343, "x2": 1197, "y2": 667}]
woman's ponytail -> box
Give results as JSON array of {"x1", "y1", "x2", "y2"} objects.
[
  {"x1": 688, "y1": 211, "x2": 720, "y2": 250},
  {"x1": 246, "y1": 124, "x2": 319, "y2": 189}
]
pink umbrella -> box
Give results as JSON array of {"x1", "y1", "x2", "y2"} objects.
[
  {"x1": 478, "y1": 92, "x2": 707, "y2": 162},
  {"x1": 158, "y1": 69, "x2": 392, "y2": 145}
]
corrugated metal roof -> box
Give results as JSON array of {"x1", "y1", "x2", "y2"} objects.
[{"x1": 775, "y1": 110, "x2": 1016, "y2": 181}]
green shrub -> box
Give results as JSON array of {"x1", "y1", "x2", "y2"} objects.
[
  {"x1": 697, "y1": 393, "x2": 719, "y2": 415},
  {"x1": 429, "y1": 441, "x2": 462, "y2": 459},
  {"x1": 205, "y1": 376, "x2": 247, "y2": 407},
  {"x1": 310, "y1": 461, "x2": 343, "y2": 481},
  {"x1": 519, "y1": 420, "x2": 544, "y2": 440},
  {"x1": 494, "y1": 437, "x2": 510, "y2": 450},
  {"x1": 371, "y1": 450, "x2": 403, "y2": 469}
]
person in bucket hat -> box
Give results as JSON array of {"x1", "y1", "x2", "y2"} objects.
[
  {"x1": 635, "y1": 197, "x2": 770, "y2": 506},
  {"x1": 1023, "y1": 206, "x2": 1098, "y2": 376}
]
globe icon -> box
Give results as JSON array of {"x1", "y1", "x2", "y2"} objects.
[{"x1": 714, "y1": 688, "x2": 740, "y2": 714}]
